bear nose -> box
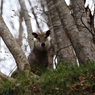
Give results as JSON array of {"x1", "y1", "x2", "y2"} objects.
[{"x1": 41, "y1": 43, "x2": 45, "y2": 47}]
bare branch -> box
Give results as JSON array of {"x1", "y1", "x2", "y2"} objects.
[
  {"x1": 81, "y1": 13, "x2": 95, "y2": 36},
  {"x1": 31, "y1": 7, "x2": 42, "y2": 32},
  {"x1": 54, "y1": 45, "x2": 71, "y2": 64}
]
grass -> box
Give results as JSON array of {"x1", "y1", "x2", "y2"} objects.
[{"x1": 0, "y1": 62, "x2": 95, "y2": 95}]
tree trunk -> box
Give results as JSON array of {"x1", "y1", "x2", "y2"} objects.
[
  {"x1": 52, "y1": 0, "x2": 95, "y2": 65},
  {"x1": 19, "y1": 0, "x2": 34, "y2": 49},
  {"x1": 16, "y1": 9, "x2": 24, "y2": 47},
  {"x1": 0, "y1": 72, "x2": 16, "y2": 82},
  {"x1": 46, "y1": 0, "x2": 76, "y2": 65},
  {"x1": 0, "y1": 14, "x2": 30, "y2": 72}
]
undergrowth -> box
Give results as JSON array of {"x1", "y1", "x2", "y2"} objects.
[{"x1": 0, "y1": 62, "x2": 95, "y2": 95}]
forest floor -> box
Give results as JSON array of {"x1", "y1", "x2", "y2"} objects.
[{"x1": 0, "y1": 62, "x2": 95, "y2": 95}]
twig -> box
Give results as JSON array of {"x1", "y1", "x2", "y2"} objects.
[
  {"x1": 81, "y1": 13, "x2": 95, "y2": 36},
  {"x1": 54, "y1": 44, "x2": 71, "y2": 67},
  {"x1": 8, "y1": 65, "x2": 17, "y2": 77},
  {"x1": 75, "y1": 0, "x2": 95, "y2": 36}
]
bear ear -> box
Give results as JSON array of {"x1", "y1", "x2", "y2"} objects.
[
  {"x1": 32, "y1": 33, "x2": 38, "y2": 38},
  {"x1": 46, "y1": 30, "x2": 51, "y2": 37}
]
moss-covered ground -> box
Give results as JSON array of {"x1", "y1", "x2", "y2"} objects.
[{"x1": 0, "y1": 62, "x2": 95, "y2": 95}]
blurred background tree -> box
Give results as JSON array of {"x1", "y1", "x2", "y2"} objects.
[{"x1": 0, "y1": 0, "x2": 95, "y2": 76}]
